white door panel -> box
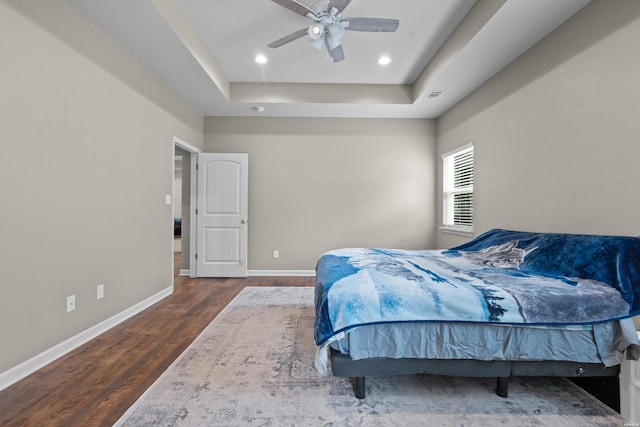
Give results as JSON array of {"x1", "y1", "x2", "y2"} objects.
[{"x1": 196, "y1": 153, "x2": 248, "y2": 277}]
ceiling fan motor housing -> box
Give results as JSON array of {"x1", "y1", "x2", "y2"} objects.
[
  {"x1": 268, "y1": 0, "x2": 399, "y2": 63},
  {"x1": 307, "y1": 4, "x2": 348, "y2": 49}
]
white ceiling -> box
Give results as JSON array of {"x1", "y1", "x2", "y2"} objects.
[{"x1": 69, "y1": 0, "x2": 591, "y2": 119}]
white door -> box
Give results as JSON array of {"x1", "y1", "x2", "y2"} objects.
[{"x1": 196, "y1": 153, "x2": 248, "y2": 277}]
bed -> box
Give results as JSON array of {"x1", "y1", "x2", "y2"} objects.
[{"x1": 314, "y1": 229, "x2": 640, "y2": 398}]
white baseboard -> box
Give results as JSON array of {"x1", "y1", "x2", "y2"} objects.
[
  {"x1": 247, "y1": 270, "x2": 316, "y2": 277},
  {"x1": 0, "y1": 286, "x2": 174, "y2": 392},
  {"x1": 179, "y1": 269, "x2": 190, "y2": 276}
]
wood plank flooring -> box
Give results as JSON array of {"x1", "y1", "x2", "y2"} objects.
[{"x1": 0, "y1": 254, "x2": 314, "y2": 427}]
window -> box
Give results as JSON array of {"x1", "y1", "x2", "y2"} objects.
[{"x1": 442, "y1": 144, "x2": 474, "y2": 235}]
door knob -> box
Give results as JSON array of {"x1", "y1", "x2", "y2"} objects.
[{"x1": 241, "y1": 219, "x2": 247, "y2": 224}]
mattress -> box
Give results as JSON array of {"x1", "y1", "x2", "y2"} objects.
[{"x1": 329, "y1": 317, "x2": 640, "y2": 368}]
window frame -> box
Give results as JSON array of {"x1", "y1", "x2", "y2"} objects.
[{"x1": 441, "y1": 143, "x2": 474, "y2": 236}]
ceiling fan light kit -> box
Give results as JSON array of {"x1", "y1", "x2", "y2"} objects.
[
  {"x1": 308, "y1": 23, "x2": 323, "y2": 40},
  {"x1": 269, "y1": 0, "x2": 399, "y2": 63}
]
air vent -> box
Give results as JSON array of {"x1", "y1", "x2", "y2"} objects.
[{"x1": 423, "y1": 90, "x2": 444, "y2": 100}]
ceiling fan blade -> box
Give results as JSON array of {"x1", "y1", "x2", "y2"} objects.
[
  {"x1": 270, "y1": 0, "x2": 315, "y2": 17},
  {"x1": 268, "y1": 28, "x2": 309, "y2": 48},
  {"x1": 327, "y1": 43, "x2": 345, "y2": 63},
  {"x1": 327, "y1": 0, "x2": 352, "y2": 13},
  {"x1": 345, "y1": 18, "x2": 399, "y2": 32}
]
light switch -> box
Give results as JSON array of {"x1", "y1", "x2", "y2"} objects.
[{"x1": 165, "y1": 194, "x2": 172, "y2": 205}]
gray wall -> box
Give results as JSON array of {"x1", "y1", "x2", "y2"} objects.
[
  {"x1": 436, "y1": 0, "x2": 640, "y2": 250},
  {"x1": 204, "y1": 117, "x2": 437, "y2": 271},
  {"x1": 0, "y1": 0, "x2": 203, "y2": 374}
]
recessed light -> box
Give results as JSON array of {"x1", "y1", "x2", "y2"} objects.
[
  {"x1": 255, "y1": 54, "x2": 268, "y2": 64},
  {"x1": 377, "y1": 56, "x2": 391, "y2": 65}
]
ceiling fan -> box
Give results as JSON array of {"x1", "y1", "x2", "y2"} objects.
[{"x1": 268, "y1": 0, "x2": 399, "y2": 63}]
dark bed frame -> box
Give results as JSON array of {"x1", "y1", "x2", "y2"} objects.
[{"x1": 330, "y1": 347, "x2": 620, "y2": 399}]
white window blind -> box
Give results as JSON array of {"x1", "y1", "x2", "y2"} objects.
[{"x1": 442, "y1": 144, "x2": 474, "y2": 234}]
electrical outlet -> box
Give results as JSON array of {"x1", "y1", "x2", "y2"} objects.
[
  {"x1": 66, "y1": 295, "x2": 76, "y2": 312},
  {"x1": 273, "y1": 250, "x2": 279, "y2": 259},
  {"x1": 97, "y1": 284, "x2": 104, "y2": 300}
]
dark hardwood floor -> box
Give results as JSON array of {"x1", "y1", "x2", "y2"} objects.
[{"x1": 0, "y1": 253, "x2": 314, "y2": 427}]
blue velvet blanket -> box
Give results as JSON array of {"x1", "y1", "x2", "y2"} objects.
[{"x1": 314, "y1": 229, "x2": 640, "y2": 347}]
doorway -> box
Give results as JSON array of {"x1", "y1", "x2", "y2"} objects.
[
  {"x1": 173, "y1": 137, "x2": 200, "y2": 281},
  {"x1": 173, "y1": 152, "x2": 184, "y2": 270}
]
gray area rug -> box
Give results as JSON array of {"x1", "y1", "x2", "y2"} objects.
[{"x1": 115, "y1": 286, "x2": 624, "y2": 426}]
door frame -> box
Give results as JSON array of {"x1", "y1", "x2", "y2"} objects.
[{"x1": 173, "y1": 137, "x2": 200, "y2": 282}]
